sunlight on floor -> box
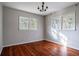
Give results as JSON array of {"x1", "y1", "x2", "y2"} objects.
[
  {"x1": 51, "y1": 28, "x2": 68, "y2": 55},
  {"x1": 60, "y1": 46, "x2": 67, "y2": 56}
]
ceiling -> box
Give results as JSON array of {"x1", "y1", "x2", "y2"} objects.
[{"x1": 2, "y1": 2, "x2": 77, "y2": 16}]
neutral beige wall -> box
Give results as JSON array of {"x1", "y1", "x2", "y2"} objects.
[
  {"x1": 45, "y1": 4, "x2": 79, "y2": 50},
  {"x1": 3, "y1": 6, "x2": 44, "y2": 47},
  {"x1": 0, "y1": 3, "x2": 3, "y2": 54}
]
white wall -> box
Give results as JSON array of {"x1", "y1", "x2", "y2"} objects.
[
  {"x1": 3, "y1": 6, "x2": 44, "y2": 47},
  {"x1": 45, "y1": 4, "x2": 79, "y2": 50},
  {"x1": 0, "y1": 3, "x2": 3, "y2": 54}
]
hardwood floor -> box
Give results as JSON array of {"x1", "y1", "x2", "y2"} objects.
[{"x1": 1, "y1": 40, "x2": 79, "y2": 56}]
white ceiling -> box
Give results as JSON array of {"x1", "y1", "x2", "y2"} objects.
[{"x1": 2, "y1": 2, "x2": 77, "y2": 16}]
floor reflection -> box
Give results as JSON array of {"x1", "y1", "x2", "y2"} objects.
[{"x1": 60, "y1": 46, "x2": 67, "y2": 56}]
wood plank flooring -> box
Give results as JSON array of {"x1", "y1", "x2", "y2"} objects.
[{"x1": 1, "y1": 40, "x2": 79, "y2": 56}]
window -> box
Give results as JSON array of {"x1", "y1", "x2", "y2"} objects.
[{"x1": 19, "y1": 16, "x2": 38, "y2": 30}]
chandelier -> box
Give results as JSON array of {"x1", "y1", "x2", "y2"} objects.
[{"x1": 37, "y1": 2, "x2": 48, "y2": 12}]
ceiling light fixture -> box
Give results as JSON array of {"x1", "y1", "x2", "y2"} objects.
[{"x1": 37, "y1": 2, "x2": 48, "y2": 12}]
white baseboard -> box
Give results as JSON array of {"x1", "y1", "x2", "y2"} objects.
[
  {"x1": 0, "y1": 47, "x2": 3, "y2": 55},
  {"x1": 3, "y1": 39, "x2": 44, "y2": 47},
  {"x1": 3, "y1": 39, "x2": 79, "y2": 51},
  {"x1": 45, "y1": 39, "x2": 62, "y2": 46},
  {"x1": 45, "y1": 39, "x2": 79, "y2": 50}
]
